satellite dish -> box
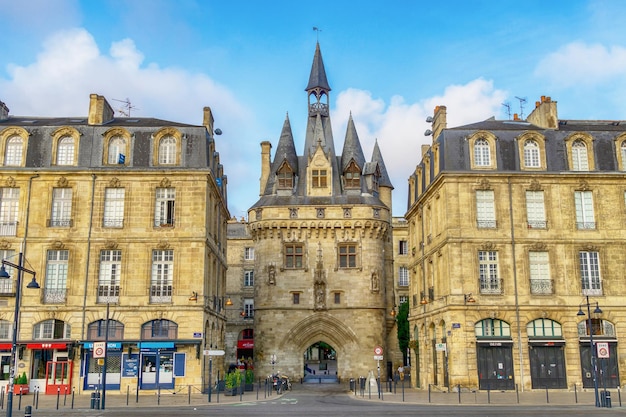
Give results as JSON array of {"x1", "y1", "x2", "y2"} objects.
[
  {"x1": 424, "y1": 129, "x2": 433, "y2": 136},
  {"x1": 214, "y1": 128, "x2": 222, "y2": 135}
]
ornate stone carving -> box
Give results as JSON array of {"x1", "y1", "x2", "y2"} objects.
[
  {"x1": 476, "y1": 178, "x2": 491, "y2": 190},
  {"x1": 528, "y1": 179, "x2": 542, "y2": 191},
  {"x1": 157, "y1": 240, "x2": 170, "y2": 250},
  {"x1": 104, "y1": 240, "x2": 118, "y2": 250},
  {"x1": 108, "y1": 177, "x2": 122, "y2": 188},
  {"x1": 159, "y1": 177, "x2": 171, "y2": 188},
  {"x1": 57, "y1": 177, "x2": 69, "y2": 187},
  {"x1": 5, "y1": 176, "x2": 15, "y2": 188}
]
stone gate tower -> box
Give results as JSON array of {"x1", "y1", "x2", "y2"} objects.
[{"x1": 248, "y1": 43, "x2": 396, "y2": 381}]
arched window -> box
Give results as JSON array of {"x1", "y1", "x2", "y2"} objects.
[
  {"x1": 474, "y1": 138, "x2": 491, "y2": 167},
  {"x1": 571, "y1": 140, "x2": 589, "y2": 171},
  {"x1": 108, "y1": 136, "x2": 126, "y2": 164},
  {"x1": 523, "y1": 139, "x2": 540, "y2": 168},
  {"x1": 5, "y1": 136, "x2": 23, "y2": 166},
  {"x1": 141, "y1": 319, "x2": 178, "y2": 339},
  {"x1": 577, "y1": 319, "x2": 615, "y2": 337},
  {"x1": 475, "y1": 319, "x2": 511, "y2": 337},
  {"x1": 527, "y1": 318, "x2": 562, "y2": 337},
  {"x1": 56, "y1": 136, "x2": 75, "y2": 165},
  {"x1": 33, "y1": 319, "x2": 71, "y2": 340},
  {"x1": 158, "y1": 136, "x2": 176, "y2": 165},
  {"x1": 87, "y1": 319, "x2": 124, "y2": 340},
  {"x1": 620, "y1": 142, "x2": 626, "y2": 171},
  {"x1": 277, "y1": 163, "x2": 294, "y2": 189},
  {"x1": 344, "y1": 160, "x2": 361, "y2": 189}
]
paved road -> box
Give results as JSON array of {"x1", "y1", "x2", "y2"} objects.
[{"x1": 10, "y1": 384, "x2": 626, "y2": 417}]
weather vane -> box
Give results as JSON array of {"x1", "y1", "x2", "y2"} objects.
[{"x1": 313, "y1": 26, "x2": 322, "y2": 41}]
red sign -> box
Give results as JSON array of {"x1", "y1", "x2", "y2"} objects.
[
  {"x1": 26, "y1": 343, "x2": 67, "y2": 350},
  {"x1": 237, "y1": 340, "x2": 254, "y2": 349},
  {"x1": 0, "y1": 344, "x2": 11, "y2": 350}
]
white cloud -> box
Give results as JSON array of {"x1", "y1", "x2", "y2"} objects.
[
  {"x1": 535, "y1": 42, "x2": 626, "y2": 86},
  {"x1": 331, "y1": 79, "x2": 507, "y2": 214}
]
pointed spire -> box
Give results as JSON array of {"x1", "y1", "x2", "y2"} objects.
[
  {"x1": 341, "y1": 114, "x2": 366, "y2": 172},
  {"x1": 372, "y1": 140, "x2": 393, "y2": 189},
  {"x1": 305, "y1": 43, "x2": 331, "y2": 92},
  {"x1": 271, "y1": 114, "x2": 298, "y2": 174}
]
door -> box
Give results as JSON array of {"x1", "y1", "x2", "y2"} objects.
[
  {"x1": 580, "y1": 342, "x2": 620, "y2": 389},
  {"x1": 529, "y1": 345, "x2": 567, "y2": 389},
  {"x1": 45, "y1": 361, "x2": 72, "y2": 395},
  {"x1": 476, "y1": 344, "x2": 515, "y2": 390},
  {"x1": 140, "y1": 351, "x2": 174, "y2": 389}
]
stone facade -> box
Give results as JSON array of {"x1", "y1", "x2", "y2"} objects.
[
  {"x1": 407, "y1": 96, "x2": 626, "y2": 392},
  {"x1": 0, "y1": 95, "x2": 229, "y2": 395}
]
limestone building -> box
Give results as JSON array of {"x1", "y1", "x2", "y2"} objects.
[
  {"x1": 406, "y1": 96, "x2": 626, "y2": 392},
  {"x1": 248, "y1": 43, "x2": 398, "y2": 381},
  {"x1": 0, "y1": 95, "x2": 229, "y2": 395}
]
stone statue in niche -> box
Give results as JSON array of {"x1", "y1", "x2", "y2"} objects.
[
  {"x1": 314, "y1": 282, "x2": 326, "y2": 310},
  {"x1": 268, "y1": 264, "x2": 276, "y2": 285},
  {"x1": 371, "y1": 272, "x2": 380, "y2": 292}
]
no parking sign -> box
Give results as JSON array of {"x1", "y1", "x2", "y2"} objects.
[{"x1": 597, "y1": 342, "x2": 609, "y2": 359}]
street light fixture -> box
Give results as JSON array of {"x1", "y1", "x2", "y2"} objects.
[
  {"x1": 0, "y1": 254, "x2": 40, "y2": 417},
  {"x1": 577, "y1": 295, "x2": 603, "y2": 408}
]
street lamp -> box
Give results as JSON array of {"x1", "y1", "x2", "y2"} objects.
[
  {"x1": 0, "y1": 254, "x2": 40, "y2": 417},
  {"x1": 577, "y1": 295, "x2": 603, "y2": 408}
]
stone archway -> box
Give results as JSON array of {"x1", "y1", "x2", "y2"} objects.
[{"x1": 304, "y1": 341, "x2": 337, "y2": 382}]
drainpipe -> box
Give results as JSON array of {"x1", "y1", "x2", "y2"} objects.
[
  {"x1": 21, "y1": 173, "x2": 39, "y2": 254},
  {"x1": 508, "y1": 177, "x2": 524, "y2": 391},
  {"x1": 80, "y1": 174, "x2": 97, "y2": 340}
]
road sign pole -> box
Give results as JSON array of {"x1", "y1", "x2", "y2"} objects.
[{"x1": 208, "y1": 357, "x2": 212, "y2": 403}]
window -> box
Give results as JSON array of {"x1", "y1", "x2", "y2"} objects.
[
  {"x1": 523, "y1": 139, "x2": 540, "y2": 168},
  {"x1": 474, "y1": 138, "x2": 491, "y2": 166},
  {"x1": 98, "y1": 250, "x2": 121, "y2": 303},
  {"x1": 0, "y1": 188, "x2": 19, "y2": 236},
  {"x1": 398, "y1": 266, "x2": 409, "y2": 286},
  {"x1": 244, "y1": 298, "x2": 254, "y2": 318},
  {"x1": 0, "y1": 321, "x2": 10, "y2": 340},
  {"x1": 107, "y1": 136, "x2": 126, "y2": 164},
  {"x1": 293, "y1": 293, "x2": 300, "y2": 304},
  {"x1": 142, "y1": 319, "x2": 177, "y2": 339},
  {"x1": 150, "y1": 250, "x2": 173, "y2": 302},
  {"x1": 334, "y1": 292, "x2": 341, "y2": 304},
  {"x1": 33, "y1": 319, "x2": 71, "y2": 340},
  {"x1": 285, "y1": 243, "x2": 303, "y2": 269},
  {"x1": 478, "y1": 250, "x2": 501, "y2": 294},
  {"x1": 344, "y1": 161, "x2": 361, "y2": 188},
  {"x1": 56, "y1": 136, "x2": 75, "y2": 165},
  {"x1": 0, "y1": 249, "x2": 15, "y2": 294},
  {"x1": 44, "y1": 250, "x2": 68, "y2": 304},
  {"x1": 571, "y1": 140, "x2": 589, "y2": 171},
  {"x1": 399, "y1": 295, "x2": 409, "y2": 305},
  {"x1": 50, "y1": 188, "x2": 72, "y2": 227},
  {"x1": 621, "y1": 142, "x2": 626, "y2": 171},
  {"x1": 244, "y1": 270, "x2": 254, "y2": 287},
  {"x1": 574, "y1": 191, "x2": 595, "y2": 229},
  {"x1": 103, "y1": 188, "x2": 125, "y2": 227},
  {"x1": 529, "y1": 251, "x2": 552, "y2": 294},
  {"x1": 525, "y1": 190, "x2": 546, "y2": 229},
  {"x1": 4, "y1": 136, "x2": 23, "y2": 166},
  {"x1": 475, "y1": 319, "x2": 511, "y2": 337},
  {"x1": 244, "y1": 247, "x2": 254, "y2": 261},
  {"x1": 87, "y1": 319, "x2": 124, "y2": 340},
  {"x1": 277, "y1": 163, "x2": 294, "y2": 189},
  {"x1": 338, "y1": 244, "x2": 357, "y2": 268},
  {"x1": 154, "y1": 187, "x2": 175, "y2": 227},
  {"x1": 312, "y1": 169, "x2": 327, "y2": 188},
  {"x1": 580, "y1": 251, "x2": 601, "y2": 295},
  {"x1": 527, "y1": 319, "x2": 562, "y2": 337},
  {"x1": 476, "y1": 190, "x2": 496, "y2": 228},
  {"x1": 399, "y1": 240, "x2": 408, "y2": 255},
  {"x1": 158, "y1": 136, "x2": 176, "y2": 165}
]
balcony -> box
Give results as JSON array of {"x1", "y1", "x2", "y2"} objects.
[
  {"x1": 47, "y1": 218, "x2": 73, "y2": 227},
  {"x1": 479, "y1": 279, "x2": 503, "y2": 295},
  {"x1": 97, "y1": 285, "x2": 120, "y2": 303},
  {"x1": 530, "y1": 279, "x2": 553, "y2": 294},
  {"x1": 576, "y1": 221, "x2": 596, "y2": 230},
  {"x1": 477, "y1": 220, "x2": 497, "y2": 229},
  {"x1": 43, "y1": 288, "x2": 67, "y2": 304},
  {"x1": 526, "y1": 220, "x2": 547, "y2": 229},
  {"x1": 150, "y1": 285, "x2": 172, "y2": 303}
]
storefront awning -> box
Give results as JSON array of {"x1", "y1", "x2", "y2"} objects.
[{"x1": 237, "y1": 340, "x2": 254, "y2": 349}]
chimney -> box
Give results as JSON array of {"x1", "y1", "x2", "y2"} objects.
[
  {"x1": 527, "y1": 95, "x2": 558, "y2": 129},
  {"x1": 88, "y1": 94, "x2": 115, "y2": 125},
  {"x1": 0, "y1": 101, "x2": 9, "y2": 121},
  {"x1": 203, "y1": 106, "x2": 214, "y2": 135},
  {"x1": 259, "y1": 141, "x2": 272, "y2": 196},
  {"x1": 431, "y1": 105, "x2": 447, "y2": 140}
]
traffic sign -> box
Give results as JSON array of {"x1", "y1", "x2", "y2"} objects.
[
  {"x1": 374, "y1": 355, "x2": 384, "y2": 360},
  {"x1": 374, "y1": 346, "x2": 383, "y2": 355},
  {"x1": 93, "y1": 341, "x2": 106, "y2": 358},
  {"x1": 597, "y1": 342, "x2": 609, "y2": 358},
  {"x1": 203, "y1": 349, "x2": 225, "y2": 356}
]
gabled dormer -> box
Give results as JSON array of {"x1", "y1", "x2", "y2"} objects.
[
  {"x1": 266, "y1": 114, "x2": 299, "y2": 196},
  {"x1": 341, "y1": 114, "x2": 366, "y2": 193},
  {"x1": 307, "y1": 140, "x2": 332, "y2": 197}
]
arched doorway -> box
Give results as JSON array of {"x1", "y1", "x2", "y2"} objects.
[
  {"x1": 475, "y1": 318, "x2": 515, "y2": 390},
  {"x1": 303, "y1": 341, "x2": 337, "y2": 383}
]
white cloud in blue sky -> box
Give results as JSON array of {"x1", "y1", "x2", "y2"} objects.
[{"x1": 1, "y1": 0, "x2": 626, "y2": 216}]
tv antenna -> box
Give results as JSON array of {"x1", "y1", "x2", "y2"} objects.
[
  {"x1": 515, "y1": 96, "x2": 527, "y2": 119},
  {"x1": 113, "y1": 98, "x2": 139, "y2": 117},
  {"x1": 501, "y1": 101, "x2": 512, "y2": 120}
]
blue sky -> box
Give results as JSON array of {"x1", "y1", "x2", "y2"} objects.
[{"x1": 2, "y1": 0, "x2": 626, "y2": 217}]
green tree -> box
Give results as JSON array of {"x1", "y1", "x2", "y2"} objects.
[{"x1": 396, "y1": 301, "x2": 410, "y2": 364}]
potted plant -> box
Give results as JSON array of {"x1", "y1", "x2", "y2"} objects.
[
  {"x1": 224, "y1": 371, "x2": 242, "y2": 396},
  {"x1": 244, "y1": 369, "x2": 254, "y2": 391},
  {"x1": 13, "y1": 372, "x2": 29, "y2": 395}
]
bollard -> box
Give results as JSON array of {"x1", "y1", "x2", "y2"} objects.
[
  {"x1": 24, "y1": 405, "x2": 32, "y2": 417},
  {"x1": 90, "y1": 392, "x2": 96, "y2": 409}
]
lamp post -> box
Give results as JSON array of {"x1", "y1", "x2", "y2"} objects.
[
  {"x1": 0, "y1": 254, "x2": 40, "y2": 417},
  {"x1": 577, "y1": 295, "x2": 602, "y2": 408}
]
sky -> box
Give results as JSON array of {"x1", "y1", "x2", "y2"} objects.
[{"x1": 2, "y1": 1, "x2": 626, "y2": 217}]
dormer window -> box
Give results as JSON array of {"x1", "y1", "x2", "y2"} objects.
[
  {"x1": 158, "y1": 136, "x2": 176, "y2": 165},
  {"x1": 277, "y1": 163, "x2": 294, "y2": 189},
  {"x1": 344, "y1": 161, "x2": 361, "y2": 189},
  {"x1": 312, "y1": 169, "x2": 327, "y2": 188},
  {"x1": 108, "y1": 136, "x2": 127, "y2": 165}
]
